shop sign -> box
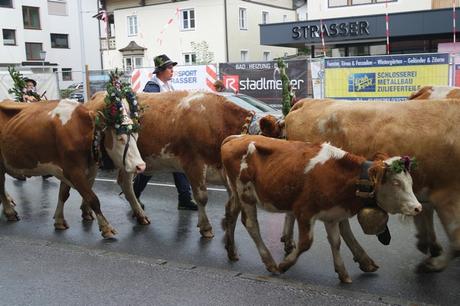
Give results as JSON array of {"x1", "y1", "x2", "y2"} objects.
[{"x1": 324, "y1": 53, "x2": 449, "y2": 101}]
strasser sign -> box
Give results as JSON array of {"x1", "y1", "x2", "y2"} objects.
[{"x1": 219, "y1": 60, "x2": 308, "y2": 108}]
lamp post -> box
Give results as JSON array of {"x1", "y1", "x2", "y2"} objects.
[{"x1": 39, "y1": 50, "x2": 47, "y2": 73}]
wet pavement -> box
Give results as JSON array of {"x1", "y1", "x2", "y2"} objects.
[{"x1": 0, "y1": 171, "x2": 458, "y2": 305}]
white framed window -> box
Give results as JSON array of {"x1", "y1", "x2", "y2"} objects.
[
  {"x1": 183, "y1": 53, "x2": 196, "y2": 65},
  {"x1": 123, "y1": 56, "x2": 143, "y2": 71},
  {"x1": 127, "y1": 15, "x2": 138, "y2": 36},
  {"x1": 180, "y1": 9, "x2": 195, "y2": 31},
  {"x1": 239, "y1": 7, "x2": 247, "y2": 30},
  {"x1": 263, "y1": 51, "x2": 270, "y2": 61},
  {"x1": 262, "y1": 11, "x2": 268, "y2": 24},
  {"x1": 240, "y1": 50, "x2": 248, "y2": 62}
]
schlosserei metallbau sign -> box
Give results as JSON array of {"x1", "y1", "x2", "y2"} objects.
[
  {"x1": 219, "y1": 59, "x2": 308, "y2": 108},
  {"x1": 324, "y1": 53, "x2": 449, "y2": 101}
]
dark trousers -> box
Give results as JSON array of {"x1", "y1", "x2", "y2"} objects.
[{"x1": 133, "y1": 172, "x2": 192, "y2": 202}]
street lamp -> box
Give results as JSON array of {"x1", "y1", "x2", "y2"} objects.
[{"x1": 39, "y1": 50, "x2": 47, "y2": 73}]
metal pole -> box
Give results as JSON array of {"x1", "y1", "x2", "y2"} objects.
[{"x1": 77, "y1": 0, "x2": 88, "y2": 102}]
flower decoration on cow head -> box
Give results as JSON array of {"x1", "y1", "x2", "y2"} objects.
[
  {"x1": 103, "y1": 69, "x2": 141, "y2": 134},
  {"x1": 390, "y1": 156, "x2": 417, "y2": 174}
]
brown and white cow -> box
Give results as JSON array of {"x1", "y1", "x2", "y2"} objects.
[
  {"x1": 408, "y1": 85, "x2": 460, "y2": 100},
  {"x1": 221, "y1": 135, "x2": 421, "y2": 283},
  {"x1": 88, "y1": 91, "x2": 282, "y2": 238},
  {"x1": 284, "y1": 98, "x2": 460, "y2": 272},
  {"x1": 0, "y1": 99, "x2": 146, "y2": 238}
]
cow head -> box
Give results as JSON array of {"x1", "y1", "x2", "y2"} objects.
[
  {"x1": 102, "y1": 97, "x2": 145, "y2": 174},
  {"x1": 259, "y1": 115, "x2": 285, "y2": 138},
  {"x1": 369, "y1": 156, "x2": 422, "y2": 216}
]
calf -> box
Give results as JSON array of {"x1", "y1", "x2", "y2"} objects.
[
  {"x1": 0, "y1": 99, "x2": 146, "y2": 238},
  {"x1": 221, "y1": 135, "x2": 421, "y2": 283}
]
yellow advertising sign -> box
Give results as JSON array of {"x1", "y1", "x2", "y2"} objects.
[{"x1": 324, "y1": 54, "x2": 449, "y2": 101}]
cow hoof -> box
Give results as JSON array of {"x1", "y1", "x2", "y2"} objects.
[
  {"x1": 54, "y1": 220, "x2": 69, "y2": 230},
  {"x1": 101, "y1": 227, "x2": 118, "y2": 239},
  {"x1": 355, "y1": 257, "x2": 379, "y2": 272},
  {"x1": 135, "y1": 215, "x2": 151, "y2": 225},
  {"x1": 267, "y1": 265, "x2": 280, "y2": 274},
  {"x1": 278, "y1": 262, "x2": 291, "y2": 273},
  {"x1": 429, "y1": 244, "x2": 443, "y2": 258},
  {"x1": 339, "y1": 275, "x2": 352, "y2": 284},
  {"x1": 81, "y1": 212, "x2": 95, "y2": 221},
  {"x1": 225, "y1": 247, "x2": 239, "y2": 261},
  {"x1": 200, "y1": 229, "x2": 214, "y2": 239},
  {"x1": 5, "y1": 212, "x2": 20, "y2": 221},
  {"x1": 416, "y1": 257, "x2": 446, "y2": 273}
]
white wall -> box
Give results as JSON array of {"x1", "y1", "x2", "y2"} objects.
[
  {"x1": 308, "y1": 0, "x2": 432, "y2": 20},
  {"x1": 226, "y1": 0, "x2": 297, "y2": 62},
  {"x1": 0, "y1": 0, "x2": 101, "y2": 88}
]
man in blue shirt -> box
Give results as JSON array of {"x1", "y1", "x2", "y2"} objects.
[{"x1": 133, "y1": 54, "x2": 197, "y2": 211}]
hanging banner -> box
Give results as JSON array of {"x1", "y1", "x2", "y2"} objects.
[
  {"x1": 130, "y1": 64, "x2": 217, "y2": 93},
  {"x1": 219, "y1": 60, "x2": 308, "y2": 108},
  {"x1": 0, "y1": 72, "x2": 59, "y2": 101},
  {"x1": 324, "y1": 53, "x2": 450, "y2": 101}
]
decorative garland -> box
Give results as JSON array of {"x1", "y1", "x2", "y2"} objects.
[
  {"x1": 103, "y1": 69, "x2": 141, "y2": 134},
  {"x1": 390, "y1": 156, "x2": 417, "y2": 174},
  {"x1": 7, "y1": 66, "x2": 41, "y2": 102},
  {"x1": 277, "y1": 58, "x2": 295, "y2": 117}
]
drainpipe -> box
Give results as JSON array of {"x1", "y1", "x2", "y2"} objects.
[
  {"x1": 97, "y1": 0, "x2": 103, "y2": 69},
  {"x1": 224, "y1": 0, "x2": 229, "y2": 62}
]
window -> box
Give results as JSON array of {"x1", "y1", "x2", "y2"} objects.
[
  {"x1": 127, "y1": 15, "x2": 138, "y2": 36},
  {"x1": 180, "y1": 9, "x2": 195, "y2": 30},
  {"x1": 240, "y1": 50, "x2": 248, "y2": 62},
  {"x1": 262, "y1": 11, "x2": 268, "y2": 24},
  {"x1": 48, "y1": 0, "x2": 67, "y2": 16},
  {"x1": 51, "y1": 33, "x2": 69, "y2": 48},
  {"x1": 239, "y1": 8, "x2": 247, "y2": 30},
  {"x1": 263, "y1": 51, "x2": 270, "y2": 61},
  {"x1": 0, "y1": 0, "x2": 13, "y2": 8},
  {"x1": 123, "y1": 56, "x2": 143, "y2": 71},
  {"x1": 328, "y1": 0, "x2": 396, "y2": 7},
  {"x1": 23, "y1": 6, "x2": 41, "y2": 29},
  {"x1": 183, "y1": 53, "x2": 196, "y2": 65},
  {"x1": 25, "y1": 42, "x2": 43, "y2": 60},
  {"x1": 3, "y1": 29, "x2": 16, "y2": 45},
  {"x1": 62, "y1": 68, "x2": 72, "y2": 81}
]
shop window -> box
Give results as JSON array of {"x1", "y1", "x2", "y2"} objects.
[
  {"x1": 51, "y1": 33, "x2": 69, "y2": 48},
  {"x1": 3, "y1": 29, "x2": 16, "y2": 45},
  {"x1": 180, "y1": 9, "x2": 195, "y2": 31},
  {"x1": 0, "y1": 0, "x2": 13, "y2": 8},
  {"x1": 348, "y1": 45, "x2": 370, "y2": 56},
  {"x1": 25, "y1": 42, "x2": 43, "y2": 60},
  {"x1": 23, "y1": 6, "x2": 41, "y2": 29},
  {"x1": 62, "y1": 68, "x2": 72, "y2": 81}
]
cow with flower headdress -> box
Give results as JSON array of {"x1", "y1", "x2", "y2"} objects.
[
  {"x1": 283, "y1": 98, "x2": 460, "y2": 273},
  {"x1": 0, "y1": 70, "x2": 146, "y2": 238}
]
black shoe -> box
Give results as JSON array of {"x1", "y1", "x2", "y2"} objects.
[{"x1": 178, "y1": 200, "x2": 198, "y2": 211}]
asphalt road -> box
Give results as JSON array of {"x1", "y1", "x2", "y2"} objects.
[{"x1": 0, "y1": 171, "x2": 458, "y2": 305}]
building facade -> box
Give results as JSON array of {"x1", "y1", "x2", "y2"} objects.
[
  {"x1": 262, "y1": 0, "x2": 460, "y2": 57},
  {"x1": 99, "y1": 0, "x2": 298, "y2": 70},
  {"x1": 0, "y1": 0, "x2": 101, "y2": 86}
]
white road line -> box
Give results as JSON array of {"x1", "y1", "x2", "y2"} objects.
[{"x1": 95, "y1": 177, "x2": 227, "y2": 192}]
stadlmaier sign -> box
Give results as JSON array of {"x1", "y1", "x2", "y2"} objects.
[{"x1": 219, "y1": 60, "x2": 308, "y2": 108}]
